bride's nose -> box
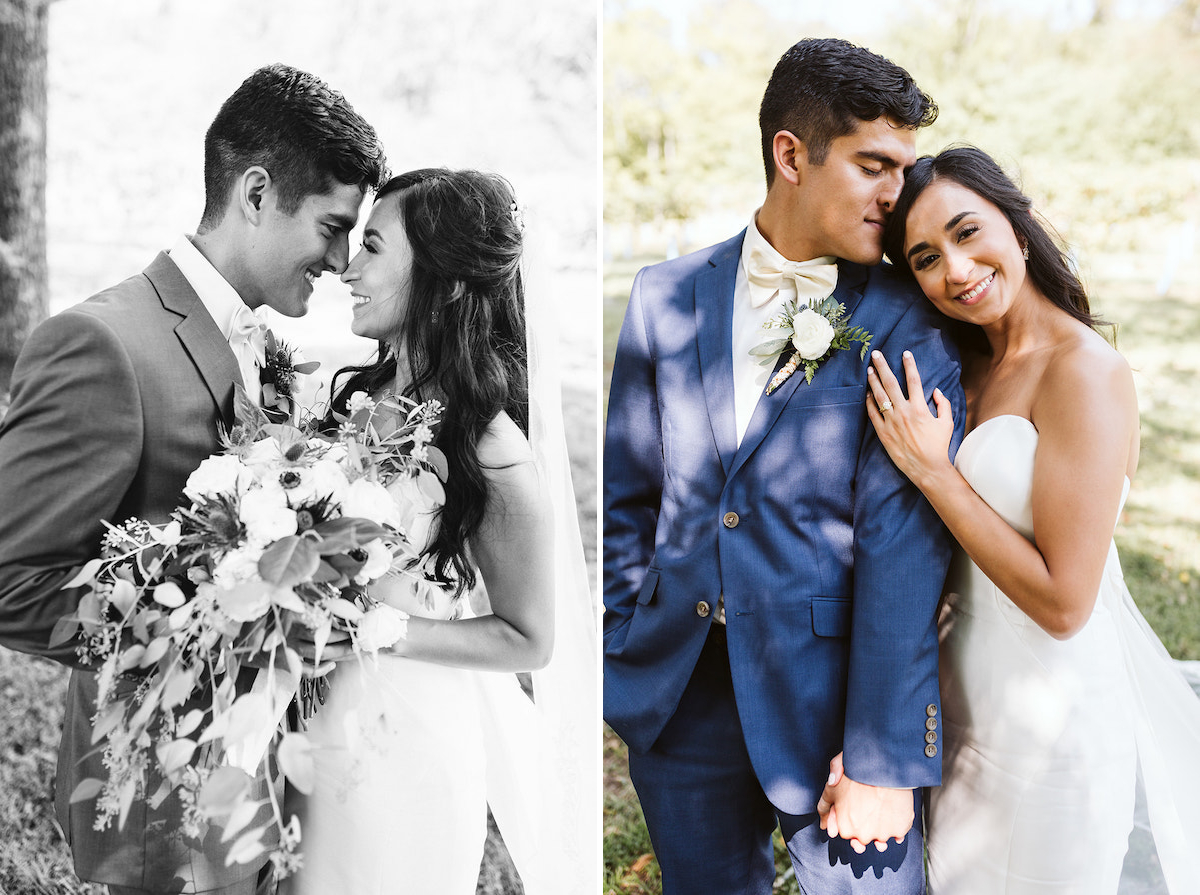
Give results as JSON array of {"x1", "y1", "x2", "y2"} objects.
[{"x1": 945, "y1": 250, "x2": 972, "y2": 286}]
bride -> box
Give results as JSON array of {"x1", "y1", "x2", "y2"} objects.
[
  {"x1": 838, "y1": 146, "x2": 1200, "y2": 893},
  {"x1": 285, "y1": 168, "x2": 596, "y2": 894}
]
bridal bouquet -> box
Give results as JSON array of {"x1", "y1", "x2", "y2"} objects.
[{"x1": 53, "y1": 386, "x2": 446, "y2": 875}]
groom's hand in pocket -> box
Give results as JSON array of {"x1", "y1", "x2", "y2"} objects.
[{"x1": 816, "y1": 751, "x2": 914, "y2": 854}]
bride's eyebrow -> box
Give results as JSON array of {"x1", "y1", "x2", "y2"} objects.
[
  {"x1": 905, "y1": 211, "x2": 976, "y2": 261},
  {"x1": 363, "y1": 226, "x2": 384, "y2": 243}
]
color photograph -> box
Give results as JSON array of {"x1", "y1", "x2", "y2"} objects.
[{"x1": 602, "y1": 1, "x2": 1200, "y2": 892}]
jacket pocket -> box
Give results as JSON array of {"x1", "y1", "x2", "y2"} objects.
[
  {"x1": 811, "y1": 596, "x2": 851, "y2": 637},
  {"x1": 636, "y1": 568, "x2": 661, "y2": 606},
  {"x1": 784, "y1": 384, "x2": 863, "y2": 409}
]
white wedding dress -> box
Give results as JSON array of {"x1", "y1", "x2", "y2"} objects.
[
  {"x1": 286, "y1": 231, "x2": 598, "y2": 894},
  {"x1": 287, "y1": 575, "x2": 548, "y2": 895},
  {"x1": 928, "y1": 414, "x2": 1200, "y2": 894}
]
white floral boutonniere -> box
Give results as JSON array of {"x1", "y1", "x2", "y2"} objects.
[{"x1": 751, "y1": 295, "x2": 872, "y2": 394}]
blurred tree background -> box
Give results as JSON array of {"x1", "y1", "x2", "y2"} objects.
[
  {"x1": 605, "y1": 0, "x2": 1200, "y2": 256},
  {"x1": 603, "y1": 2, "x2": 1200, "y2": 892}
]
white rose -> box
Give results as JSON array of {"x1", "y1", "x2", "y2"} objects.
[
  {"x1": 239, "y1": 488, "x2": 298, "y2": 545},
  {"x1": 356, "y1": 603, "x2": 409, "y2": 652},
  {"x1": 216, "y1": 580, "x2": 273, "y2": 623},
  {"x1": 244, "y1": 437, "x2": 284, "y2": 472},
  {"x1": 184, "y1": 455, "x2": 251, "y2": 503},
  {"x1": 790, "y1": 309, "x2": 836, "y2": 360},
  {"x1": 315, "y1": 440, "x2": 348, "y2": 464},
  {"x1": 212, "y1": 544, "x2": 265, "y2": 589},
  {"x1": 341, "y1": 478, "x2": 399, "y2": 527},
  {"x1": 354, "y1": 539, "x2": 395, "y2": 584},
  {"x1": 306, "y1": 458, "x2": 350, "y2": 506}
]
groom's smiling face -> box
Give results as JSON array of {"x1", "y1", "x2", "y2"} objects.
[{"x1": 248, "y1": 181, "x2": 366, "y2": 317}]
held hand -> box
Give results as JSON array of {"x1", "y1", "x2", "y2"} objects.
[
  {"x1": 816, "y1": 751, "x2": 913, "y2": 854},
  {"x1": 866, "y1": 350, "x2": 955, "y2": 488},
  {"x1": 291, "y1": 626, "x2": 354, "y2": 677}
]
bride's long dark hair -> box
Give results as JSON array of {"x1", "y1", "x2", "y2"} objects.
[
  {"x1": 326, "y1": 168, "x2": 528, "y2": 594},
  {"x1": 883, "y1": 146, "x2": 1106, "y2": 347}
]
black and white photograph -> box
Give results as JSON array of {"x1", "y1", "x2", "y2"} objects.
[{"x1": 0, "y1": 1, "x2": 599, "y2": 893}]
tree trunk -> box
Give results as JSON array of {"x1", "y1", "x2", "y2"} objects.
[{"x1": 0, "y1": 0, "x2": 50, "y2": 396}]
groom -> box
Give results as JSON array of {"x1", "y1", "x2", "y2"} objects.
[
  {"x1": 604, "y1": 38, "x2": 964, "y2": 893},
  {"x1": 0, "y1": 65, "x2": 386, "y2": 894}
]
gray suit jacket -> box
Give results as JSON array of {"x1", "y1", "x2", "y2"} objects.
[{"x1": 0, "y1": 252, "x2": 270, "y2": 891}]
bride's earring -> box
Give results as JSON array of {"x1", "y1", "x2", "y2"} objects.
[{"x1": 1021, "y1": 242, "x2": 1029, "y2": 260}]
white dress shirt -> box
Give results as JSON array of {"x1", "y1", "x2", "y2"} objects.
[
  {"x1": 716, "y1": 216, "x2": 839, "y2": 624},
  {"x1": 168, "y1": 235, "x2": 265, "y2": 404},
  {"x1": 731, "y1": 212, "x2": 838, "y2": 445}
]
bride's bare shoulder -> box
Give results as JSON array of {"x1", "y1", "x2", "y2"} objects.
[
  {"x1": 478, "y1": 411, "x2": 534, "y2": 471},
  {"x1": 477, "y1": 412, "x2": 543, "y2": 523},
  {"x1": 1036, "y1": 324, "x2": 1136, "y2": 423}
]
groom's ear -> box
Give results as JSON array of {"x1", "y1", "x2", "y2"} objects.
[
  {"x1": 237, "y1": 166, "x2": 272, "y2": 225},
  {"x1": 770, "y1": 130, "x2": 806, "y2": 188}
]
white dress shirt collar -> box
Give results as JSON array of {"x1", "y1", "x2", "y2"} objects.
[{"x1": 168, "y1": 234, "x2": 262, "y2": 339}]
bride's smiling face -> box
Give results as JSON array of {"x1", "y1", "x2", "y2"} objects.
[
  {"x1": 902, "y1": 178, "x2": 1030, "y2": 327},
  {"x1": 342, "y1": 192, "x2": 415, "y2": 343}
]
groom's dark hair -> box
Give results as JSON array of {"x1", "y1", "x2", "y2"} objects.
[
  {"x1": 198, "y1": 63, "x2": 388, "y2": 230},
  {"x1": 759, "y1": 38, "x2": 937, "y2": 188}
]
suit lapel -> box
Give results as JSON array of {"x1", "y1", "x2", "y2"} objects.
[
  {"x1": 695, "y1": 234, "x2": 743, "y2": 477},
  {"x1": 728, "y1": 260, "x2": 868, "y2": 480},
  {"x1": 143, "y1": 251, "x2": 241, "y2": 429}
]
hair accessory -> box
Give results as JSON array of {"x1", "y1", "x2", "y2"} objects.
[{"x1": 510, "y1": 201, "x2": 526, "y2": 232}]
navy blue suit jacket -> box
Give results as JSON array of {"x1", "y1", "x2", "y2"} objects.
[{"x1": 603, "y1": 232, "x2": 965, "y2": 815}]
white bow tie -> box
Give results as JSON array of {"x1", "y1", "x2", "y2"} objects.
[
  {"x1": 230, "y1": 305, "x2": 268, "y2": 368},
  {"x1": 745, "y1": 248, "x2": 839, "y2": 309}
]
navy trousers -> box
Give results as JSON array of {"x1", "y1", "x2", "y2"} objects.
[{"x1": 628, "y1": 624, "x2": 926, "y2": 895}]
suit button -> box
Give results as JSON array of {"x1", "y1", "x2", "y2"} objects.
[
  {"x1": 926, "y1": 704, "x2": 938, "y2": 717},
  {"x1": 925, "y1": 743, "x2": 938, "y2": 758},
  {"x1": 925, "y1": 731, "x2": 938, "y2": 745},
  {"x1": 925, "y1": 717, "x2": 938, "y2": 731},
  {"x1": 696, "y1": 601, "x2": 711, "y2": 618},
  {"x1": 722, "y1": 511, "x2": 740, "y2": 528}
]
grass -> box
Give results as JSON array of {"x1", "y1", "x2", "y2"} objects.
[
  {"x1": 0, "y1": 651, "x2": 104, "y2": 895},
  {"x1": 602, "y1": 727, "x2": 658, "y2": 895},
  {"x1": 601, "y1": 248, "x2": 1200, "y2": 893}
]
